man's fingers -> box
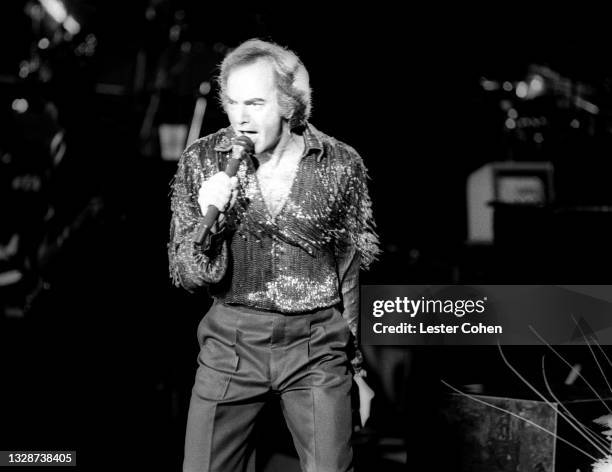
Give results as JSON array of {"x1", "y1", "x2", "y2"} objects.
[
  {"x1": 355, "y1": 375, "x2": 375, "y2": 427},
  {"x1": 198, "y1": 172, "x2": 236, "y2": 213}
]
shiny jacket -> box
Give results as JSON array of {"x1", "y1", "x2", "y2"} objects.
[{"x1": 168, "y1": 123, "x2": 379, "y2": 373}]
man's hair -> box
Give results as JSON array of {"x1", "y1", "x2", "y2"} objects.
[{"x1": 218, "y1": 39, "x2": 312, "y2": 129}]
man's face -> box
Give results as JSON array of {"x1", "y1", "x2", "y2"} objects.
[{"x1": 225, "y1": 59, "x2": 287, "y2": 155}]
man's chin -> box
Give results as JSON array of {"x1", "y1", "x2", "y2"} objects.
[{"x1": 252, "y1": 142, "x2": 265, "y2": 155}]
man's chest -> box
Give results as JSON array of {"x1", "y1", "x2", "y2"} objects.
[{"x1": 256, "y1": 158, "x2": 301, "y2": 217}]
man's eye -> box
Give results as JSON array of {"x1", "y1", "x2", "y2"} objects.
[{"x1": 250, "y1": 102, "x2": 264, "y2": 107}]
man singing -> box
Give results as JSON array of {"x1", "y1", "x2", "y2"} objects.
[{"x1": 168, "y1": 38, "x2": 379, "y2": 472}]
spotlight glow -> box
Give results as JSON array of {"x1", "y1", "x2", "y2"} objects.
[
  {"x1": 529, "y1": 75, "x2": 544, "y2": 95},
  {"x1": 515, "y1": 81, "x2": 528, "y2": 98},
  {"x1": 39, "y1": 0, "x2": 67, "y2": 23},
  {"x1": 63, "y1": 15, "x2": 80, "y2": 35},
  {"x1": 12, "y1": 98, "x2": 29, "y2": 114}
]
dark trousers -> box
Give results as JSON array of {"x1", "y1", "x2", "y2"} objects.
[{"x1": 183, "y1": 302, "x2": 354, "y2": 472}]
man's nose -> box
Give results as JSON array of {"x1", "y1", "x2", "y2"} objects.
[{"x1": 238, "y1": 105, "x2": 250, "y2": 124}]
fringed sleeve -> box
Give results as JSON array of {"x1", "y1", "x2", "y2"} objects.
[
  {"x1": 168, "y1": 139, "x2": 228, "y2": 292},
  {"x1": 336, "y1": 244, "x2": 364, "y2": 375},
  {"x1": 335, "y1": 146, "x2": 381, "y2": 375},
  {"x1": 339, "y1": 149, "x2": 381, "y2": 270}
]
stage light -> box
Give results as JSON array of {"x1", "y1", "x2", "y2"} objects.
[
  {"x1": 199, "y1": 81, "x2": 211, "y2": 96},
  {"x1": 510, "y1": 73, "x2": 546, "y2": 101},
  {"x1": 38, "y1": 0, "x2": 80, "y2": 36},
  {"x1": 528, "y1": 75, "x2": 544, "y2": 95},
  {"x1": 11, "y1": 98, "x2": 29, "y2": 114},
  {"x1": 515, "y1": 81, "x2": 528, "y2": 98},
  {"x1": 63, "y1": 15, "x2": 80, "y2": 35},
  {"x1": 574, "y1": 96, "x2": 599, "y2": 115},
  {"x1": 19, "y1": 62, "x2": 30, "y2": 78},
  {"x1": 38, "y1": 37, "x2": 50, "y2": 49},
  {"x1": 39, "y1": 0, "x2": 67, "y2": 24},
  {"x1": 480, "y1": 78, "x2": 499, "y2": 91}
]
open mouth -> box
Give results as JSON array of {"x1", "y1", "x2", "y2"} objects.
[{"x1": 239, "y1": 131, "x2": 257, "y2": 136}]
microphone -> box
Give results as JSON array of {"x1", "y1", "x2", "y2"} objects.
[{"x1": 194, "y1": 135, "x2": 254, "y2": 245}]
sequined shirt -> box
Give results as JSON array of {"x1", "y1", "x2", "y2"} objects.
[{"x1": 168, "y1": 123, "x2": 380, "y2": 373}]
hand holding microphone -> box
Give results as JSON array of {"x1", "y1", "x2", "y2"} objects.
[
  {"x1": 197, "y1": 173, "x2": 238, "y2": 218},
  {"x1": 194, "y1": 135, "x2": 254, "y2": 245}
]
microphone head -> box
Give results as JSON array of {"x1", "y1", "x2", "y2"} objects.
[{"x1": 232, "y1": 135, "x2": 254, "y2": 154}]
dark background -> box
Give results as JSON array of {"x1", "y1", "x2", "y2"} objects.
[{"x1": 1, "y1": 2, "x2": 612, "y2": 471}]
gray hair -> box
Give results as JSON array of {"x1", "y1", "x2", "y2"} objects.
[{"x1": 218, "y1": 39, "x2": 312, "y2": 129}]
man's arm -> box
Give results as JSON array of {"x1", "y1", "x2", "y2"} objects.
[
  {"x1": 337, "y1": 246, "x2": 364, "y2": 375},
  {"x1": 335, "y1": 145, "x2": 381, "y2": 371},
  {"x1": 336, "y1": 145, "x2": 381, "y2": 426},
  {"x1": 337, "y1": 245, "x2": 375, "y2": 427},
  {"x1": 168, "y1": 141, "x2": 228, "y2": 292}
]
